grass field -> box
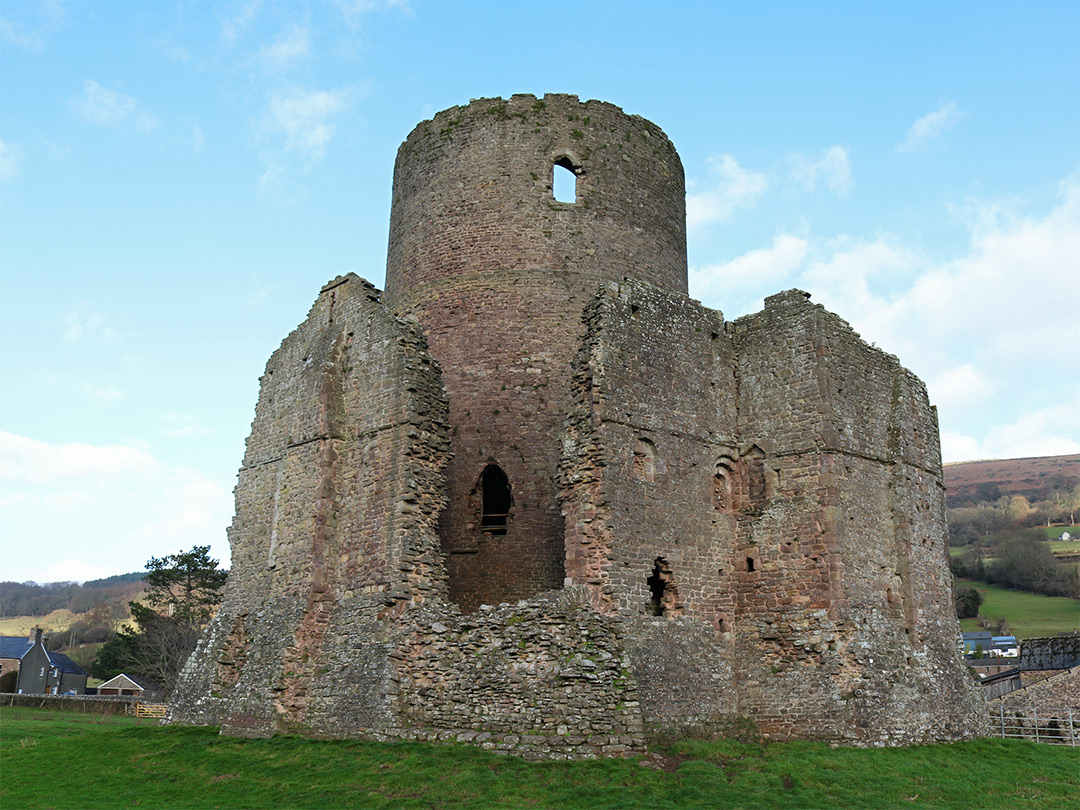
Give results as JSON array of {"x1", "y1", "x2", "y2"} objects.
[
  {"x1": 2, "y1": 707, "x2": 1077, "y2": 810},
  {"x1": 1042, "y1": 525, "x2": 1080, "y2": 539},
  {"x1": 955, "y1": 578, "x2": 1080, "y2": 638},
  {"x1": 0, "y1": 610, "x2": 78, "y2": 637}
]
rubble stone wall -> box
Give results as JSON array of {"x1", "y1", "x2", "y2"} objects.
[{"x1": 168, "y1": 274, "x2": 452, "y2": 735}]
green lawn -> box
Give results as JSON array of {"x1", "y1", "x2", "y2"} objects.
[
  {"x1": 2, "y1": 707, "x2": 1077, "y2": 810},
  {"x1": 1042, "y1": 525, "x2": 1079, "y2": 539},
  {"x1": 955, "y1": 578, "x2": 1080, "y2": 638}
]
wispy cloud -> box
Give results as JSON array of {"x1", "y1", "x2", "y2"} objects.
[
  {"x1": 160, "y1": 412, "x2": 213, "y2": 439},
  {"x1": 255, "y1": 25, "x2": 310, "y2": 70},
  {"x1": 790, "y1": 146, "x2": 852, "y2": 195},
  {"x1": 0, "y1": 0, "x2": 64, "y2": 50},
  {"x1": 64, "y1": 303, "x2": 117, "y2": 344},
  {"x1": 0, "y1": 139, "x2": 22, "y2": 181},
  {"x1": 686, "y1": 154, "x2": 768, "y2": 230},
  {"x1": 255, "y1": 86, "x2": 357, "y2": 193},
  {"x1": 897, "y1": 102, "x2": 964, "y2": 153},
  {"x1": 221, "y1": 0, "x2": 264, "y2": 45},
  {"x1": 70, "y1": 80, "x2": 158, "y2": 133},
  {"x1": 336, "y1": 0, "x2": 412, "y2": 29}
]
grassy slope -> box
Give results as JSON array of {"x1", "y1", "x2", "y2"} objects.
[
  {"x1": 0, "y1": 610, "x2": 78, "y2": 637},
  {"x1": 2, "y1": 708, "x2": 1076, "y2": 810},
  {"x1": 0, "y1": 707, "x2": 1075, "y2": 810},
  {"x1": 954, "y1": 578, "x2": 1080, "y2": 637}
]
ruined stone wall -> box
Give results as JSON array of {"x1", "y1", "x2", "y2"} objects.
[
  {"x1": 381, "y1": 94, "x2": 687, "y2": 611},
  {"x1": 559, "y1": 279, "x2": 741, "y2": 727},
  {"x1": 170, "y1": 274, "x2": 648, "y2": 759},
  {"x1": 728, "y1": 290, "x2": 985, "y2": 743},
  {"x1": 560, "y1": 281, "x2": 985, "y2": 744},
  {"x1": 169, "y1": 274, "x2": 452, "y2": 735}
]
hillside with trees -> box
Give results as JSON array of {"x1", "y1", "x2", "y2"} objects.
[{"x1": 944, "y1": 454, "x2": 1080, "y2": 611}]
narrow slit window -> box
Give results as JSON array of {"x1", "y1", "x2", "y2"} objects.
[
  {"x1": 479, "y1": 464, "x2": 512, "y2": 535},
  {"x1": 553, "y1": 158, "x2": 577, "y2": 203}
]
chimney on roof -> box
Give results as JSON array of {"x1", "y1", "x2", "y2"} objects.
[{"x1": 31, "y1": 627, "x2": 42, "y2": 645}]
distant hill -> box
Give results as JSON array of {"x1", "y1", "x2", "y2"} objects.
[
  {"x1": 944, "y1": 453, "x2": 1080, "y2": 505},
  {"x1": 0, "y1": 575, "x2": 144, "y2": 619}
]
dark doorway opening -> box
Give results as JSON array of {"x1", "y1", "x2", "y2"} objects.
[
  {"x1": 480, "y1": 464, "x2": 512, "y2": 535},
  {"x1": 647, "y1": 557, "x2": 677, "y2": 616}
]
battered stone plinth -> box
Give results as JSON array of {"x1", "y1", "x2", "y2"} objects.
[{"x1": 169, "y1": 94, "x2": 987, "y2": 757}]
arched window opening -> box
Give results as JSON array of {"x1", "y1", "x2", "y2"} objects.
[
  {"x1": 553, "y1": 157, "x2": 577, "y2": 203},
  {"x1": 713, "y1": 457, "x2": 735, "y2": 511},
  {"x1": 632, "y1": 437, "x2": 657, "y2": 483},
  {"x1": 479, "y1": 464, "x2": 512, "y2": 535},
  {"x1": 744, "y1": 446, "x2": 767, "y2": 509},
  {"x1": 646, "y1": 557, "x2": 680, "y2": 617}
]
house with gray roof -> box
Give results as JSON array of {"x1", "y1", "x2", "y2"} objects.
[{"x1": 0, "y1": 628, "x2": 88, "y2": 695}]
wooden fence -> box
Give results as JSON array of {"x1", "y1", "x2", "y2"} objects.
[
  {"x1": 133, "y1": 702, "x2": 168, "y2": 718},
  {"x1": 990, "y1": 705, "x2": 1076, "y2": 746}
]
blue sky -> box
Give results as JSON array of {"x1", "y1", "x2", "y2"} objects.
[{"x1": 1, "y1": 1, "x2": 1077, "y2": 583}]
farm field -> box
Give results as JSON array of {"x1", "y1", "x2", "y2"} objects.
[
  {"x1": 955, "y1": 578, "x2": 1080, "y2": 638},
  {"x1": 2, "y1": 707, "x2": 1076, "y2": 810}
]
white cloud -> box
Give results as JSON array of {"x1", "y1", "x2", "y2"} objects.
[
  {"x1": 690, "y1": 175, "x2": 1080, "y2": 464},
  {"x1": 0, "y1": 139, "x2": 21, "y2": 181},
  {"x1": 940, "y1": 433, "x2": 983, "y2": 465},
  {"x1": 0, "y1": 431, "x2": 159, "y2": 485},
  {"x1": 0, "y1": 432, "x2": 233, "y2": 583},
  {"x1": 133, "y1": 466, "x2": 233, "y2": 541},
  {"x1": 790, "y1": 146, "x2": 852, "y2": 195},
  {"x1": 979, "y1": 405, "x2": 1080, "y2": 460},
  {"x1": 64, "y1": 303, "x2": 117, "y2": 344},
  {"x1": 70, "y1": 80, "x2": 158, "y2": 133},
  {"x1": 897, "y1": 102, "x2": 965, "y2": 153},
  {"x1": 927, "y1": 363, "x2": 995, "y2": 412},
  {"x1": 192, "y1": 123, "x2": 205, "y2": 150},
  {"x1": 255, "y1": 25, "x2": 310, "y2": 70},
  {"x1": 255, "y1": 86, "x2": 357, "y2": 192},
  {"x1": 261, "y1": 88, "x2": 347, "y2": 160},
  {"x1": 686, "y1": 154, "x2": 768, "y2": 229},
  {"x1": 690, "y1": 234, "x2": 808, "y2": 313},
  {"x1": 40, "y1": 559, "x2": 119, "y2": 584}
]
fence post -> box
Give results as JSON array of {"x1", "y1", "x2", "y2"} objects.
[
  {"x1": 1033, "y1": 707, "x2": 1039, "y2": 744},
  {"x1": 1070, "y1": 709, "x2": 1075, "y2": 748},
  {"x1": 999, "y1": 705, "x2": 1005, "y2": 739}
]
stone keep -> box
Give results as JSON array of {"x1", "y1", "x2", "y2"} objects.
[{"x1": 169, "y1": 94, "x2": 986, "y2": 756}]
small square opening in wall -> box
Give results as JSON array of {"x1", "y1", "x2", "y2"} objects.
[{"x1": 553, "y1": 158, "x2": 577, "y2": 203}]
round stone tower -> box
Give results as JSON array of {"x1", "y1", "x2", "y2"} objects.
[{"x1": 383, "y1": 94, "x2": 687, "y2": 610}]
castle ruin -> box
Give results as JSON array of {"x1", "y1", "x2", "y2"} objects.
[{"x1": 168, "y1": 94, "x2": 987, "y2": 757}]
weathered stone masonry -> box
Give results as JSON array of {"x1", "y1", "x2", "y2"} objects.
[{"x1": 169, "y1": 94, "x2": 986, "y2": 756}]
